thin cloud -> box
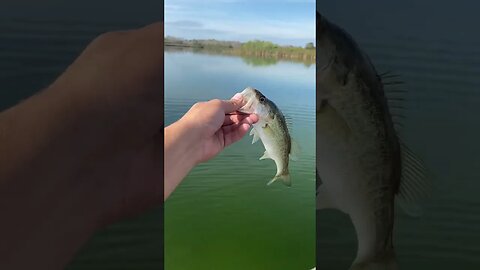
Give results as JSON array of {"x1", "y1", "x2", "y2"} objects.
[
  {"x1": 166, "y1": 20, "x2": 203, "y2": 28},
  {"x1": 165, "y1": 0, "x2": 315, "y2": 46}
]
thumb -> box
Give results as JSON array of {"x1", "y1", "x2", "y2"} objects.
[{"x1": 220, "y1": 93, "x2": 244, "y2": 113}]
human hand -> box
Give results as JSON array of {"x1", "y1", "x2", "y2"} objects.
[
  {"x1": 163, "y1": 94, "x2": 258, "y2": 199},
  {"x1": 179, "y1": 94, "x2": 259, "y2": 163},
  {"x1": 56, "y1": 22, "x2": 165, "y2": 224}
]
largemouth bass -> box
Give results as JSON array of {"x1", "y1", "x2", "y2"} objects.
[
  {"x1": 315, "y1": 12, "x2": 429, "y2": 270},
  {"x1": 239, "y1": 87, "x2": 298, "y2": 186}
]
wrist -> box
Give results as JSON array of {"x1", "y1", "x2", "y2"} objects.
[
  {"x1": 165, "y1": 120, "x2": 199, "y2": 168},
  {"x1": 164, "y1": 119, "x2": 202, "y2": 198},
  {"x1": 169, "y1": 119, "x2": 203, "y2": 165}
]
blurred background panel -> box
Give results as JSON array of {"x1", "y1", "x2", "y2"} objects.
[
  {"x1": 0, "y1": 0, "x2": 163, "y2": 110},
  {"x1": 316, "y1": 1, "x2": 480, "y2": 269},
  {"x1": 0, "y1": 1, "x2": 164, "y2": 269}
]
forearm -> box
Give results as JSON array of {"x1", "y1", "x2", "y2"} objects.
[
  {"x1": 0, "y1": 179, "x2": 99, "y2": 269},
  {"x1": 0, "y1": 87, "x2": 102, "y2": 269},
  {"x1": 164, "y1": 121, "x2": 200, "y2": 199}
]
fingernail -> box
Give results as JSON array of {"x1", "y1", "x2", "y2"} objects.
[{"x1": 231, "y1": 93, "x2": 243, "y2": 101}]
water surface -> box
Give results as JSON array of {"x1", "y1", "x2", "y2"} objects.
[{"x1": 164, "y1": 48, "x2": 316, "y2": 270}]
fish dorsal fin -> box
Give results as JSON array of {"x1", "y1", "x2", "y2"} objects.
[
  {"x1": 283, "y1": 112, "x2": 300, "y2": 161},
  {"x1": 381, "y1": 71, "x2": 431, "y2": 216},
  {"x1": 290, "y1": 139, "x2": 301, "y2": 161},
  {"x1": 259, "y1": 151, "x2": 271, "y2": 160},
  {"x1": 250, "y1": 128, "x2": 260, "y2": 144},
  {"x1": 381, "y1": 71, "x2": 406, "y2": 133},
  {"x1": 395, "y1": 141, "x2": 432, "y2": 217},
  {"x1": 284, "y1": 114, "x2": 294, "y2": 129}
]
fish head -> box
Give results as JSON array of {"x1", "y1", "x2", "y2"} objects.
[
  {"x1": 316, "y1": 11, "x2": 338, "y2": 76},
  {"x1": 316, "y1": 11, "x2": 374, "y2": 111},
  {"x1": 238, "y1": 87, "x2": 277, "y2": 122}
]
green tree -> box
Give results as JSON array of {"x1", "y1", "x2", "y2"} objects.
[{"x1": 305, "y1": 42, "x2": 314, "y2": 49}]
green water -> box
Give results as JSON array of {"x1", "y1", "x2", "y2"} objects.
[{"x1": 164, "y1": 49, "x2": 316, "y2": 270}]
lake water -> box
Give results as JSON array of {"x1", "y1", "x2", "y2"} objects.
[
  {"x1": 317, "y1": 1, "x2": 480, "y2": 269},
  {"x1": 164, "y1": 49, "x2": 316, "y2": 270}
]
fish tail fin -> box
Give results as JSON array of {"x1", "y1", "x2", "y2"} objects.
[
  {"x1": 267, "y1": 173, "x2": 291, "y2": 187},
  {"x1": 350, "y1": 252, "x2": 398, "y2": 270}
]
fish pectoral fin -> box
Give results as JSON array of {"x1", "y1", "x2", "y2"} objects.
[
  {"x1": 395, "y1": 141, "x2": 432, "y2": 217},
  {"x1": 316, "y1": 101, "x2": 351, "y2": 140},
  {"x1": 259, "y1": 151, "x2": 271, "y2": 160},
  {"x1": 250, "y1": 128, "x2": 260, "y2": 144},
  {"x1": 334, "y1": 60, "x2": 350, "y2": 86},
  {"x1": 289, "y1": 139, "x2": 301, "y2": 161},
  {"x1": 316, "y1": 169, "x2": 323, "y2": 186},
  {"x1": 267, "y1": 173, "x2": 291, "y2": 187}
]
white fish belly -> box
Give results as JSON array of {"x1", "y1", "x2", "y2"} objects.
[
  {"x1": 254, "y1": 123, "x2": 285, "y2": 176},
  {"x1": 316, "y1": 111, "x2": 380, "y2": 262}
]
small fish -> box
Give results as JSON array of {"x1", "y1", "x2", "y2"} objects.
[
  {"x1": 238, "y1": 87, "x2": 299, "y2": 186},
  {"x1": 316, "y1": 12, "x2": 430, "y2": 270}
]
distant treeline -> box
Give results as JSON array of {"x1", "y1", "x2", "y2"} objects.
[{"x1": 165, "y1": 36, "x2": 315, "y2": 61}]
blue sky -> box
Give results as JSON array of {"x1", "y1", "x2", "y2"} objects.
[{"x1": 165, "y1": 0, "x2": 315, "y2": 46}]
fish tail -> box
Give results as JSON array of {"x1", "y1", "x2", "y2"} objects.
[
  {"x1": 350, "y1": 251, "x2": 398, "y2": 270},
  {"x1": 267, "y1": 173, "x2": 291, "y2": 187}
]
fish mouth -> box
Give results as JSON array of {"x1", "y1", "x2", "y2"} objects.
[
  {"x1": 238, "y1": 94, "x2": 254, "y2": 113},
  {"x1": 238, "y1": 87, "x2": 257, "y2": 114},
  {"x1": 238, "y1": 104, "x2": 254, "y2": 114},
  {"x1": 237, "y1": 87, "x2": 273, "y2": 119}
]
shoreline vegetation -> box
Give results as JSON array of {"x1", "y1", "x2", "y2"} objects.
[{"x1": 164, "y1": 36, "x2": 315, "y2": 63}]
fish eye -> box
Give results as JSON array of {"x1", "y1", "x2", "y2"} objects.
[{"x1": 259, "y1": 96, "x2": 266, "y2": 102}]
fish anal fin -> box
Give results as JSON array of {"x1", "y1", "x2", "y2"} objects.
[
  {"x1": 316, "y1": 184, "x2": 336, "y2": 210},
  {"x1": 250, "y1": 128, "x2": 260, "y2": 144},
  {"x1": 259, "y1": 151, "x2": 271, "y2": 160}
]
